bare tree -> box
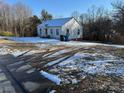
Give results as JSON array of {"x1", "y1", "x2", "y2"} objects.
[
  {"x1": 80, "y1": 6, "x2": 112, "y2": 41},
  {"x1": 0, "y1": 1, "x2": 32, "y2": 36},
  {"x1": 41, "y1": 9, "x2": 53, "y2": 22},
  {"x1": 13, "y1": 2, "x2": 32, "y2": 36},
  {"x1": 111, "y1": 0, "x2": 124, "y2": 44},
  {"x1": 71, "y1": 11, "x2": 80, "y2": 20}
]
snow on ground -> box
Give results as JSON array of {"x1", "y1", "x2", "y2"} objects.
[
  {"x1": 6, "y1": 37, "x2": 124, "y2": 48},
  {"x1": 0, "y1": 47, "x2": 26, "y2": 57},
  {"x1": 12, "y1": 51, "x2": 27, "y2": 57},
  {"x1": 8, "y1": 37, "x2": 60, "y2": 44},
  {"x1": 0, "y1": 36, "x2": 6, "y2": 39},
  {"x1": 49, "y1": 90, "x2": 56, "y2": 93},
  {"x1": 24, "y1": 50, "x2": 42, "y2": 55},
  {"x1": 40, "y1": 70, "x2": 61, "y2": 85},
  {"x1": 35, "y1": 43, "x2": 52, "y2": 49},
  {"x1": 47, "y1": 49, "x2": 71, "y2": 58},
  {"x1": 0, "y1": 45, "x2": 41, "y2": 57},
  {"x1": 1, "y1": 36, "x2": 124, "y2": 86},
  {"x1": 48, "y1": 52, "x2": 124, "y2": 84},
  {"x1": 45, "y1": 57, "x2": 68, "y2": 67},
  {"x1": 0, "y1": 46, "x2": 25, "y2": 56},
  {"x1": 58, "y1": 41, "x2": 124, "y2": 48}
]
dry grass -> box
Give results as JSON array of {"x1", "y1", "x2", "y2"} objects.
[
  {"x1": 53, "y1": 75, "x2": 124, "y2": 93},
  {"x1": 0, "y1": 39, "x2": 15, "y2": 44}
]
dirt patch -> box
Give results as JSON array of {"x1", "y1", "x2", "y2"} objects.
[{"x1": 53, "y1": 75, "x2": 124, "y2": 93}]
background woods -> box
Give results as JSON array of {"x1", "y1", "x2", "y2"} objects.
[
  {"x1": 78, "y1": 1, "x2": 124, "y2": 44},
  {"x1": 79, "y1": 6, "x2": 112, "y2": 42},
  {"x1": 111, "y1": 1, "x2": 124, "y2": 44},
  {"x1": 0, "y1": 0, "x2": 124, "y2": 44},
  {"x1": 0, "y1": 1, "x2": 34, "y2": 36},
  {"x1": 0, "y1": 1, "x2": 52, "y2": 36},
  {"x1": 0, "y1": 1, "x2": 53, "y2": 37}
]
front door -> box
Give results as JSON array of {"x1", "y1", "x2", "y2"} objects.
[
  {"x1": 65, "y1": 29, "x2": 70, "y2": 41},
  {"x1": 45, "y1": 29, "x2": 48, "y2": 37}
]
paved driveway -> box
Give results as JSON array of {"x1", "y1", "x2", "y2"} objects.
[{"x1": 0, "y1": 54, "x2": 54, "y2": 93}]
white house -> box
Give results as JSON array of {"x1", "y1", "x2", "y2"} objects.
[{"x1": 37, "y1": 17, "x2": 83, "y2": 41}]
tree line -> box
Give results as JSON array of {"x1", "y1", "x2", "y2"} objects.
[
  {"x1": 0, "y1": 0, "x2": 124, "y2": 44},
  {"x1": 0, "y1": 1, "x2": 52, "y2": 37},
  {"x1": 72, "y1": 1, "x2": 124, "y2": 44}
]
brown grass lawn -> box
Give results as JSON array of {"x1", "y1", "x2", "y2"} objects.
[{"x1": 0, "y1": 39, "x2": 15, "y2": 44}]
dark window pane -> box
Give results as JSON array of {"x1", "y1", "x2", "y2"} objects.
[
  {"x1": 66, "y1": 29, "x2": 69, "y2": 34},
  {"x1": 50, "y1": 29, "x2": 53, "y2": 34},
  {"x1": 56, "y1": 29, "x2": 59, "y2": 35},
  {"x1": 78, "y1": 29, "x2": 80, "y2": 35},
  {"x1": 40, "y1": 29, "x2": 42, "y2": 34}
]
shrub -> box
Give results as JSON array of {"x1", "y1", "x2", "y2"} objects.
[{"x1": 0, "y1": 31, "x2": 15, "y2": 36}]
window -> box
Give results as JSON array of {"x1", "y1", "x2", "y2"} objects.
[
  {"x1": 77, "y1": 29, "x2": 80, "y2": 35},
  {"x1": 56, "y1": 29, "x2": 59, "y2": 35},
  {"x1": 40, "y1": 28, "x2": 42, "y2": 31},
  {"x1": 50, "y1": 29, "x2": 53, "y2": 34},
  {"x1": 40, "y1": 29, "x2": 42, "y2": 34}
]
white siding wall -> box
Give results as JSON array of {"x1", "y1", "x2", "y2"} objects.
[
  {"x1": 37, "y1": 26, "x2": 61, "y2": 39},
  {"x1": 37, "y1": 26, "x2": 47, "y2": 37},
  {"x1": 37, "y1": 18, "x2": 83, "y2": 40},
  {"x1": 47, "y1": 27, "x2": 61, "y2": 39},
  {"x1": 62, "y1": 18, "x2": 83, "y2": 40},
  {"x1": 37, "y1": 26, "x2": 41, "y2": 37}
]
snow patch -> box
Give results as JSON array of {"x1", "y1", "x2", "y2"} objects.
[
  {"x1": 8, "y1": 37, "x2": 60, "y2": 44},
  {"x1": 26, "y1": 68, "x2": 36, "y2": 74},
  {"x1": 71, "y1": 78, "x2": 78, "y2": 84},
  {"x1": 58, "y1": 53, "x2": 88, "y2": 66},
  {"x1": 6, "y1": 37, "x2": 124, "y2": 48},
  {"x1": 23, "y1": 81, "x2": 40, "y2": 92},
  {"x1": 12, "y1": 51, "x2": 27, "y2": 57},
  {"x1": 49, "y1": 90, "x2": 56, "y2": 93},
  {"x1": 48, "y1": 49, "x2": 71, "y2": 58},
  {"x1": 16, "y1": 65, "x2": 32, "y2": 72},
  {"x1": 40, "y1": 70, "x2": 61, "y2": 85},
  {"x1": 45, "y1": 57, "x2": 67, "y2": 67}
]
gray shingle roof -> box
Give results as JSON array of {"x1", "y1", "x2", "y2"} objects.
[{"x1": 40, "y1": 17, "x2": 73, "y2": 27}]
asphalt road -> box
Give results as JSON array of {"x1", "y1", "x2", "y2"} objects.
[{"x1": 0, "y1": 54, "x2": 55, "y2": 93}]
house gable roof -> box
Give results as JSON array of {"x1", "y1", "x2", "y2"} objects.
[{"x1": 39, "y1": 17, "x2": 73, "y2": 27}]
